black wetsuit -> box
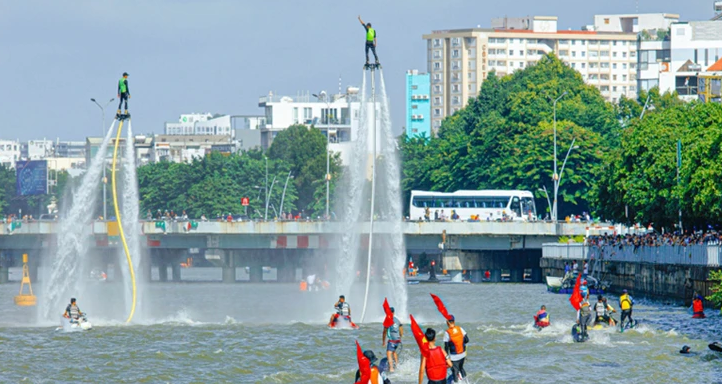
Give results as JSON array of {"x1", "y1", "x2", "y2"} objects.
[{"x1": 118, "y1": 78, "x2": 130, "y2": 111}]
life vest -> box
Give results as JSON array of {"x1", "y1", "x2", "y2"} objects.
[
  {"x1": 68, "y1": 304, "x2": 80, "y2": 319},
  {"x1": 336, "y1": 302, "x2": 350, "y2": 316},
  {"x1": 620, "y1": 294, "x2": 632, "y2": 310},
  {"x1": 579, "y1": 300, "x2": 591, "y2": 317},
  {"x1": 118, "y1": 78, "x2": 127, "y2": 94},
  {"x1": 594, "y1": 302, "x2": 607, "y2": 317},
  {"x1": 386, "y1": 317, "x2": 401, "y2": 341},
  {"x1": 445, "y1": 326, "x2": 466, "y2": 356},
  {"x1": 692, "y1": 299, "x2": 703, "y2": 314},
  {"x1": 368, "y1": 366, "x2": 381, "y2": 384},
  {"x1": 425, "y1": 346, "x2": 448, "y2": 381},
  {"x1": 366, "y1": 27, "x2": 375, "y2": 42},
  {"x1": 536, "y1": 310, "x2": 549, "y2": 323}
]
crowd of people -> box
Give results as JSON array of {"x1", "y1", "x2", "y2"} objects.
[{"x1": 587, "y1": 231, "x2": 722, "y2": 247}]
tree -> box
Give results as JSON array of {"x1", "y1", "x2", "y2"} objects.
[
  {"x1": 400, "y1": 53, "x2": 611, "y2": 218},
  {"x1": 267, "y1": 124, "x2": 342, "y2": 216},
  {"x1": 0, "y1": 165, "x2": 14, "y2": 215}
]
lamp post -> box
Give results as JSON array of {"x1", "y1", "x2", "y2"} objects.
[
  {"x1": 91, "y1": 97, "x2": 115, "y2": 220},
  {"x1": 280, "y1": 171, "x2": 293, "y2": 218},
  {"x1": 552, "y1": 91, "x2": 567, "y2": 222},
  {"x1": 265, "y1": 176, "x2": 276, "y2": 221},
  {"x1": 537, "y1": 187, "x2": 552, "y2": 220},
  {"x1": 313, "y1": 92, "x2": 346, "y2": 220}
]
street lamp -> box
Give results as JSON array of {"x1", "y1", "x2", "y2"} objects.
[
  {"x1": 551, "y1": 91, "x2": 567, "y2": 222},
  {"x1": 280, "y1": 171, "x2": 293, "y2": 219},
  {"x1": 91, "y1": 97, "x2": 115, "y2": 221},
  {"x1": 265, "y1": 176, "x2": 276, "y2": 221},
  {"x1": 537, "y1": 187, "x2": 552, "y2": 220},
  {"x1": 313, "y1": 91, "x2": 346, "y2": 220}
]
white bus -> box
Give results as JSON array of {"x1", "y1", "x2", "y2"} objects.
[{"x1": 409, "y1": 190, "x2": 537, "y2": 221}]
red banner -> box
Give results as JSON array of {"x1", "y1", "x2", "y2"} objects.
[
  {"x1": 430, "y1": 293, "x2": 452, "y2": 320},
  {"x1": 409, "y1": 314, "x2": 429, "y2": 357},
  {"x1": 382, "y1": 298, "x2": 394, "y2": 328},
  {"x1": 569, "y1": 274, "x2": 582, "y2": 311},
  {"x1": 354, "y1": 340, "x2": 371, "y2": 384}
]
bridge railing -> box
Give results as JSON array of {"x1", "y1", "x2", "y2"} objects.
[{"x1": 543, "y1": 243, "x2": 721, "y2": 267}]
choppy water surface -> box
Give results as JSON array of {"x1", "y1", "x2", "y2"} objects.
[{"x1": 1, "y1": 273, "x2": 720, "y2": 383}]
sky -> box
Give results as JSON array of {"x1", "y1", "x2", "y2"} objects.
[{"x1": 0, "y1": 0, "x2": 714, "y2": 141}]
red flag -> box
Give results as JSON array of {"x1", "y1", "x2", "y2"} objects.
[
  {"x1": 382, "y1": 298, "x2": 394, "y2": 328},
  {"x1": 569, "y1": 273, "x2": 582, "y2": 311},
  {"x1": 409, "y1": 314, "x2": 429, "y2": 357},
  {"x1": 354, "y1": 340, "x2": 371, "y2": 384},
  {"x1": 430, "y1": 293, "x2": 453, "y2": 320}
]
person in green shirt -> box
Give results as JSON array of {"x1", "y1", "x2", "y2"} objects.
[
  {"x1": 117, "y1": 72, "x2": 130, "y2": 115},
  {"x1": 358, "y1": 15, "x2": 379, "y2": 65}
]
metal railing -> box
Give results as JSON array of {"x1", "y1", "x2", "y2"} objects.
[{"x1": 543, "y1": 243, "x2": 721, "y2": 267}]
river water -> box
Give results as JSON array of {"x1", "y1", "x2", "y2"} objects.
[{"x1": 1, "y1": 268, "x2": 720, "y2": 383}]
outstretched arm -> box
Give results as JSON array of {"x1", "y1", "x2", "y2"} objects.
[{"x1": 358, "y1": 15, "x2": 365, "y2": 26}]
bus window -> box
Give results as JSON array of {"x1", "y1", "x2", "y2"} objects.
[{"x1": 521, "y1": 197, "x2": 536, "y2": 218}]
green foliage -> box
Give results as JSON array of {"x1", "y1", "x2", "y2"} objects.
[
  {"x1": 400, "y1": 53, "x2": 610, "y2": 218},
  {"x1": 592, "y1": 101, "x2": 722, "y2": 228},
  {"x1": 137, "y1": 151, "x2": 299, "y2": 219},
  {"x1": 0, "y1": 165, "x2": 14, "y2": 215},
  {"x1": 708, "y1": 270, "x2": 722, "y2": 312},
  {"x1": 268, "y1": 124, "x2": 342, "y2": 216}
]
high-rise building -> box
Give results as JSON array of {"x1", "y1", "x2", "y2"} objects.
[
  {"x1": 0, "y1": 140, "x2": 20, "y2": 168},
  {"x1": 422, "y1": 14, "x2": 677, "y2": 133},
  {"x1": 405, "y1": 70, "x2": 431, "y2": 138}
]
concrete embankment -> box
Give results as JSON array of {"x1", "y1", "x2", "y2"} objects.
[{"x1": 541, "y1": 244, "x2": 721, "y2": 306}]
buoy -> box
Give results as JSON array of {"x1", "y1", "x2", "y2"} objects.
[{"x1": 14, "y1": 254, "x2": 37, "y2": 306}]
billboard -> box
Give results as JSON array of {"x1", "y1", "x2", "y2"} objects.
[{"x1": 16, "y1": 160, "x2": 48, "y2": 196}]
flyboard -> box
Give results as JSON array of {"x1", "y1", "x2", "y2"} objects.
[{"x1": 328, "y1": 315, "x2": 360, "y2": 330}]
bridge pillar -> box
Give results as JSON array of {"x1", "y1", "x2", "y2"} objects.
[
  {"x1": 140, "y1": 249, "x2": 152, "y2": 283},
  {"x1": 249, "y1": 265, "x2": 263, "y2": 283},
  {"x1": 490, "y1": 269, "x2": 501, "y2": 283},
  {"x1": 222, "y1": 250, "x2": 236, "y2": 284},
  {"x1": 158, "y1": 264, "x2": 168, "y2": 282},
  {"x1": 28, "y1": 258, "x2": 38, "y2": 283},
  {"x1": 171, "y1": 263, "x2": 182, "y2": 282},
  {"x1": 277, "y1": 264, "x2": 296, "y2": 283},
  {"x1": 531, "y1": 268, "x2": 542, "y2": 283},
  {"x1": 469, "y1": 269, "x2": 482, "y2": 283},
  {"x1": 510, "y1": 269, "x2": 523, "y2": 283},
  {"x1": 0, "y1": 251, "x2": 8, "y2": 284}
]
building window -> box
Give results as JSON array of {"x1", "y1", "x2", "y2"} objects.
[
  {"x1": 434, "y1": 97, "x2": 441, "y2": 105},
  {"x1": 433, "y1": 39, "x2": 442, "y2": 47},
  {"x1": 604, "y1": 18, "x2": 610, "y2": 24},
  {"x1": 612, "y1": 63, "x2": 617, "y2": 69},
  {"x1": 600, "y1": 51, "x2": 609, "y2": 57},
  {"x1": 452, "y1": 84, "x2": 460, "y2": 92},
  {"x1": 304, "y1": 107, "x2": 312, "y2": 120},
  {"x1": 452, "y1": 49, "x2": 460, "y2": 58},
  {"x1": 572, "y1": 63, "x2": 576, "y2": 68},
  {"x1": 601, "y1": 74, "x2": 609, "y2": 80},
  {"x1": 411, "y1": 85, "x2": 418, "y2": 90},
  {"x1": 601, "y1": 62, "x2": 610, "y2": 68},
  {"x1": 452, "y1": 96, "x2": 460, "y2": 105},
  {"x1": 589, "y1": 51, "x2": 598, "y2": 58},
  {"x1": 434, "y1": 85, "x2": 441, "y2": 93},
  {"x1": 631, "y1": 51, "x2": 637, "y2": 58},
  {"x1": 622, "y1": 63, "x2": 627, "y2": 69},
  {"x1": 589, "y1": 74, "x2": 599, "y2": 80},
  {"x1": 572, "y1": 51, "x2": 577, "y2": 57},
  {"x1": 434, "y1": 108, "x2": 441, "y2": 117},
  {"x1": 581, "y1": 51, "x2": 586, "y2": 57},
  {"x1": 622, "y1": 74, "x2": 627, "y2": 81},
  {"x1": 572, "y1": 40, "x2": 576, "y2": 45},
  {"x1": 412, "y1": 104, "x2": 418, "y2": 109},
  {"x1": 581, "y1": 63, "x2": 586, "y2": 68},
  {"x1": 613, "y1": 40, "x2": 618, "y2": 46},
  {"x1": 559, "y1": 50, "x2": 569, "y2": 56},
  {"x1": 520, "y1": 62, "x2": 524, "y2": 68},
  {"x1": 433, "y1": 50, "x2": 442, "y2": 59},
  {"x1": 433, "y1": 73, "x2": 441, "y2": 81},
  {"x1": 613, "y1": 74, "x2": 617, "y2": 81},
  {"x1": 600, "y1": 85, "x2": 609, "y2": 91},
  {"x1": 613, "y1": 52, "x2": 617, "y2": 58},
  {"x1": 559, "y1": 40, "x2": 569, "y2": 45},
  {"x1": 622, "y1": 52, "x2": 627, "y2": 58},
  {"x1": 509, "y1": 50, "x2": 514, "y2": 56},
  {"x1": 434, "y1": 62, "x2": 441, "y2": 70},
  {"x1": 465, "y1": 37, "x2": 476, "y2": 46},
  {"x1": 613, "y1": 86, "x2": 617, "y2": 92}
]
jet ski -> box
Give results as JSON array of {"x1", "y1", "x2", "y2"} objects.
[
  {"x1": 709, "y1": 342, "x2": 722, "y2": 352},
  {"x1": 571, "y1": 323, "x2": 588, "y2": 342},
  {"x1": 328, "y1": 314, "x2": 359, "y2": 329},
  {"x1": 59, "y1": 314, "x2": 93, "y2": 331}
]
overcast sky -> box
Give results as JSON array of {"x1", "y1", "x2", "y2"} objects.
[{"x1": 0, "y1": 0, "x2": 713, "y2": 141}]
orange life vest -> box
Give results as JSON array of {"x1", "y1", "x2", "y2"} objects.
[
  {"x1": 446, "y1": 326, "x2": 466, "y2": 355},
  {"x1": 693, "y1": 299, "x2": 703, "y2": 314},
  {"x1": 425, "y1": 346, "x2": 448, "y2": 381}
]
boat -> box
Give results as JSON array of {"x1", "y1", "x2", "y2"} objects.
[
  {"x1": 546, "y1": 274, "x2": 610, "y2": 295},
  {"x1": 328, "y1": 314, "x2": 359, "y2": 330}
]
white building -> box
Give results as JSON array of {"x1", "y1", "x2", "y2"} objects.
[
  {"x1": 659, "y1": 20, "x2": 722, "y2": 101},
  {"x1": 152, "y1": 134, "x2": 234, "y2": 163},
  {"x1": 0, "y1": 140, "x2": 20, "y2": 168},
  {"x1": 422, "y1": 14, "x2": 676, "y2": 133},
  {"x1": 165, "y1": 113, "x2": 233, "y2": 136},
  {"x1": 22, "y1": 139, "x2": 55, "y2": 160},
  {"x1": 258, "y1": 88, "x2": 381, "y2": 154}
]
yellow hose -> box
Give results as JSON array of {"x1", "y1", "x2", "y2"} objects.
[{"x1": 111, "y1": 119, "x2": 137, "y2": 323}]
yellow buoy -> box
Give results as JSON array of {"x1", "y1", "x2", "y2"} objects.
[{"x1": 14, "y1": 254, "x2": 37, "y2": 306}]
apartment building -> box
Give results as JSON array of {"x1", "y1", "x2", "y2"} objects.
[
  {"x1": 164, "y1": 113, "x2": 233, "y2": 136},
  {"x1": 422, "y1": 14, "x2": 676, "y2": 132},
  {"x1": 0, "y1": 140, "x2": 20, "y2": 168},
  {"x1": 405, "y1": 70, "x2": 431, "y2": 138}
]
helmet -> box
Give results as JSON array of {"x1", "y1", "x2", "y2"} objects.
[{"x1": 363, "y1": 350, "x2": 377, "y2": 363}]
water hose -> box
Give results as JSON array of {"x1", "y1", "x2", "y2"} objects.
[
  {"x1": 111, "y1": 119, "x2": 137, "y2": 323},
  {"x1": 360, "y1": 68, "x2": 377, "y2": 323}
]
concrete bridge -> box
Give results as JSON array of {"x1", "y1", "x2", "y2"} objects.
[{"x1": 0, "y1": 220, "x2": 591, "y2": 284}]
